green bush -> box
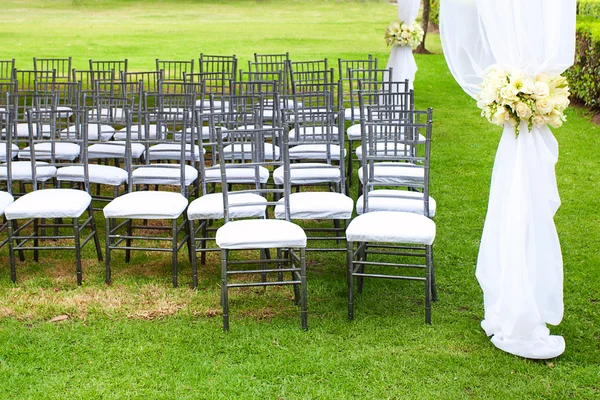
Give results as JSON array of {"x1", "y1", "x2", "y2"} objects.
[
  {"x1": 566, "y1": 24, "x2": 600, "y2": 109},
  {"x1": 430, "y1": 0, "x2": 439, "y2": 28},
  {"x1": 578, "y1": 0, "x2": 600, "y2": 17}
]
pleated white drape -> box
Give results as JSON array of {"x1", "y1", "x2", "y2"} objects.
[
  {"x1": 440, "y1": 0, "x2": 576, "y2": 359},
  {"x1": 385, "y1": 0, "x2": 420, "y2": 88}
]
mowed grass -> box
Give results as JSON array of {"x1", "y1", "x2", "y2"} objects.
[{"x1": 0, "y1": 1, "x2": 599, "y2": 398}]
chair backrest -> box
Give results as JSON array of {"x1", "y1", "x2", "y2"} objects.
[
  {"x1": 199, "y1": 54, "x2": 237, "y2": 81},
  {"x1": 35, "y1": 80, "x2": 82, "y2": 112},
  {"x1": 290, "y1": 59, "x2": 328, "y2": 75},
  {"x1": 122, "y1": 71, "x2": 162, "y2": 94},
  {"x1": 0, "y1": 59, "x2": 15, "y2": 82},
  {"x1": 11, "y1": 89, "x2": 59, "y2": 125},
  {"x1": 73, "y1": 69, "x2": 116, "y2": 106},
  {"x1": 89, "y1": 59, "x2": 128, "y2": 75},
  {"x1": 33, "y1": 57, "x2": 72, "y2": 81},
  {"x1": 359, "y1": 108, "x2": 433, "y2": 217},
  {"x1": 216, "y1": 125, "x2": 291, "y2": 223},
  {"x1": 338, "y1": 56, "x2": 377, "y2": 80},
  {"x1": 357, "y1": 79, "x2": 414, "y2": 124},
  {"x1": 156, "y1": 59, "x2": 195, "y2": 81},
  {"x1": 87, "y1": 93, "x2": 133, "y2": 126},
  {"x1": 1, "y1": 106, "x2": 14, "y2": 191},
  {"x1": 254, "y1": 52, "x2": 290, "y2": 64},
  {"x1": 344, "y1": 67, "x2": 392, "y2": 122},
  {"x1": 123, "y1": 105, "x2": 194, "y2": 196},
  {"x1": 25, "y1": 107, "x2": 89, "y2": 190},
  {"x1": 13, "y1": 69, "x2": 56, "y2": 92},
  {"x1": 0, "y1": 81, "x2": 16, "y2": 111}
]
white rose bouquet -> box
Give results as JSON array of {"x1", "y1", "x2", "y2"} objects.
[
  {"x1": 476, "y1": 67, "x2": 570, "y2": 136},
  {"x1": 384, "y1": 21, "x2": 424, "y2": 50}
]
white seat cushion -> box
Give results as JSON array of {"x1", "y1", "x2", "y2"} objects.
[
  {"x1": 358, "y1": 162, "x2": 424, "y2": 185},
  {"x1": 347, "y1": 123, "x2": 426, "y2": 142},
  {"x1": 344, "y1": 107, "x2": 364, "y2": 121},
  {"x1": 57, "y1": 164, "x2": 128, "y2": 186},
  {"x1": 88, "y1": 142, "x2": 145, "y2": 159},
  {"x1": 88, "y1": 107, "x2": 125, "y2": 121},
  {"x1": 273, "y1": 163, "x2": 341, "y2": 185},
  {"x1": 114, "y1": 124, "x2": 159, "y2": 140},
  {"x1": 4, "y1": 189, "x2": 91, "y2": 220},
  {"x1": 0, "y1": 161, "x2": 56, "y2": 181},
  {"x1": 216, "y1": 219, "x2": 307, "y2": 249},
  {"x1": 0, "y1": 143, "x2": 19, "y2": 162},
  {"x1": 13, "y1": 123, "x2": 52, "y2": 138},
  {"x1": 34, "y1": 106, "x2": 73, "y2": 119},
  {"x1": 175, "y1": 126, "x2": 228, "y2": 142},
  {"x1": 147, "y1": 143, "x2": 204, "y2": 162},
  {"x1": 346, "y1": 123, "x2": 362, "y2": 141},
  {"x1": 198, "y1": 99, "x2": 229, "y2": 112},
  {"x1": 203, "y1": 165, "x2": 269, "y2": 184},
  {"x1": 187, "y1": 192, "x2": 267, "y2": 220},
  {"x1": 356, "y1": 190, "x2": 436, "y2": 217},
  {"x1": 222, "y1": 142, "x2": 280, "y2": 161},
  {"x1": 19, "y1": 142, "x2": 81, "y2": 161},
  {"x1": 62, "y1": 124, "x2": 116, "y2": 142},
  {"x1": 132, "y1": 164, "x2": 198, "y2": 186},
  {"x1": 289, "y1": 125, "x2": 339, "y2": 141},
  {"x1": 274, "y1": 192, "x2": 353, "y2": 220},
  {"x1": 355, "y1": 142, "x2": 410, "y2": 159},
  {"x1": 346, "y1": 211, "x2": 436, "y2": 245},
  {"x1": 103, "y1": 191, "x2": 188, "y2": 219},
  {"x1": 0, "y1": 191, "x2": 14, "y2": 215},
  {"x1": 289, "y1": 144, "x2": 345, "y2": 161}
]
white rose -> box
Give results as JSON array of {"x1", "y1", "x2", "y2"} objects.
[
  {"x1": 548, "y1": 110, "x2": 564, "y2": 128},
  {"x1": 533, "y1": 81, "x2": 550, "y2": 99},
  {"x1": 532, "y1": 114, "x2": 547, "y2": 127},
  {"x1": 535, "y1": 98, "x2": 554, "y2": 115},
  {"x1": 521, "y1": 78, "x2": 535, "y2": 95},
  {"x1": 552, "y1": 95, "x2": 570, "y2": 112},
  {"x1": 491, "y1": 107, "x2": 509, "y2": 125},
  {"x1": 489, "y1": 75, "x2": 508, "y2": 89},
  {"x1": 515, "y1": 101, "x2": 532, "y2": 119},
  {"x1": 401, "y1": 31, "x2": 410, "y2": 39},
  {"x1": 478, "y1": 88, "x2": 497, "y2": 105},
  {"x1": 499, "y1": 86, "x2": 518, "y2": 102}
]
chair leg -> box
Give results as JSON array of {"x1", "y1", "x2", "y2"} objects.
[
  {"x1": 88, "y1": 206, "x2": 103, "y2": 262},
  {"x1": 125, "y1": 219, "x2": 132, "y2": 263},
  {"x1": 431, "y1": 246, "x2": 438, "y2": 302},
  {"x1": 105, "y1": 218, "x2": 112, "y2": 284},
  {"x1": 357, "y1": 242, "x2": 365, "y2": 294},
  {"x1": 188, "y1": 219, "x2": 198, "y2": 289},
  {"x1": 74, "y1": 217, "x2": 82, "y2": 286},
  {"x1": 200, "y1": 220, "x2": 207, "y2": 265},
  {"x1": 33, "y1": 218, "x2": 39, "y2": 262},
  {"x1": 221, "y1": 249, "x2": 229, "y2": 332},
  {"x1": 12, "y1": 219, "x2": 25, "y2": 262},
  {"x1": 347, "y1": 240, "x2": 354, "y2": 321},
  {"x1": 425, "y1": 245, "x2": 433, "y2": 325},
  {"x1": 299, "y1": 247, "x2": 307, "y2": 330},
  {"x1": 8, "y1": 220, "x2": 16, "y2": 283},
  {"x1": 171, "y1": 219, "x2": 178, "y2": 288}
]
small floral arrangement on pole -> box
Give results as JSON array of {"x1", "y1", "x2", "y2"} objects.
[
  {"x1": 476, "y1": 67, "x2": 570, "y2": 136},
  {"x1": 384, "y1": 21, "x2": 424, "y2": 49}
]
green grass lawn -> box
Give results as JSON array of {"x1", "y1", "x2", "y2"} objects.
[{"x1": 0, "y1": 1, "x2": 599, "y2": 398}]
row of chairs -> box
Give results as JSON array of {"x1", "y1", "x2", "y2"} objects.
[{"x1": 0, "y1": 62, "x2": 436, "y2": 330}]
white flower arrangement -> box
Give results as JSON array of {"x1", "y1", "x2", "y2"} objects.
[
  {"x1": 384, "y1": 21, "x2": 424, "y2": 49},
  {"x1": 476, "y1": 67, "x2": 570, "y2": 136}
]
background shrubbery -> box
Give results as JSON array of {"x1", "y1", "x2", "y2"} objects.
[{"x1": 566, "y1": 1, "x2": 600, "y2": 109}]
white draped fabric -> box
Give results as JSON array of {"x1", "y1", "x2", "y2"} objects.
[
  {"x1": 386, "y1": 0, "x2": 420, "y2": 88},
  {"x1": 440, "y1": 0, "x2": 576, "y2": 359}
]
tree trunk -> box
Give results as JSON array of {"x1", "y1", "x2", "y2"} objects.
[{"x1": 415, "y1": 0, "x2": 432, "y2": 54}]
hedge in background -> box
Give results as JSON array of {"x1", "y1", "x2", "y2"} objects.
[
  {"x1": 578, "y1": 0, "x2": 600, "y2": 17},
  {"x1": 566, "y1": 25, "x2": 600, "y2": 110}
]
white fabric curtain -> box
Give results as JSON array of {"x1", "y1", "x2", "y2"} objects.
[
  {"x1": 386, "y1": 0, "x2": 420, "y2": 88},
  {"x1": 440, "y1": 0, "x2": 576, "y2": 359}
]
